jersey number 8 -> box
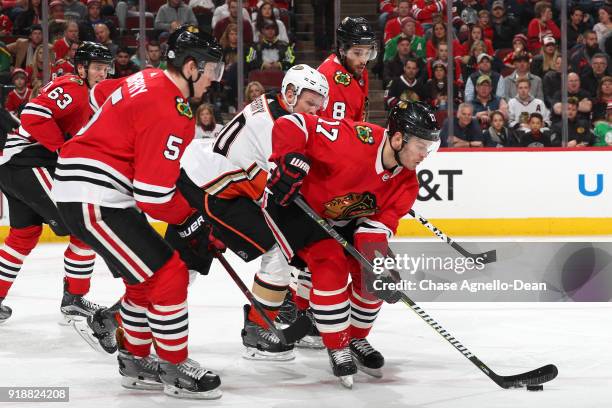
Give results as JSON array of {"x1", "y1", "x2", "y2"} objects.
[{"x1": 332, "y1": 102, "x2": 346, "y2": 120}]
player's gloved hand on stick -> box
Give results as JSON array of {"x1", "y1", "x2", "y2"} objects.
[
  {"x1": 267, "y1": 152, "x2": 310, "y2": 206},
  {"x1": 176, "y1": 210, "x2": 226, "y2": 255}
]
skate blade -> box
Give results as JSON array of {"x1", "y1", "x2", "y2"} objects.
[
  {"x1": 355, "y1": 362, "x2": 383, "y2": 378},
  {"x1": 0, "y1": 319, "x2": 9, "y2": 325},
  {"x1": 296, "y1": 335, "x2": 325, "y2": 349},
  {"x1": 71, "y1": 320, "x2": 116, "y2": 355},
  {"x1": 163, "y1": 385, "x2": 222, "y2": 400},
  {"x1": 121, "y1": 376, "x2": 164, "y2": 391},
  {"x1": 59, "y1": 313, "x2": 86, "y2": 326},
  {"x1": 242, "y1": 347, "x2": 295, "y2": 361},
  {"x1": 339, "y1": 375, "x2": 354, "y2": 389}
]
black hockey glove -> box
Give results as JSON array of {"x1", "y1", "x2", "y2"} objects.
[
  {"x1": 267, "y1": 152, "x2": 310, "y2": 206},
  {"x1": 172, "y1": 211, "x2": 226, "y2": 274}
]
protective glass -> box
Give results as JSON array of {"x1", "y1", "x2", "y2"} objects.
[
  {"x1": 198, "y1": 61, "x2": 225, "y2": 82},
  {"x1": 406, "y1": 134, "x2": 441, "y2": 156},
  {"x1": 346, "y1": 44, "x2": 378, "y2": 62}
]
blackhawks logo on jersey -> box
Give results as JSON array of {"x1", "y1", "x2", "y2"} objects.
[
  {"x1": 355, "y1": 125, "x2": 374, "y2": 145},
  {"x1": 323, "y1": 192, "x2": 378, "y2": 220},
  {"x1": 175, "y1": 97, "x2": 193, "y2": 119},
  {"x1": 334, "y1": 70, "x2": 351, "y2": 86}
]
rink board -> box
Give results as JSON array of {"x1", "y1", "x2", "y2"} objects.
[{"x1": 1, "y1": 149, "x2": 611, "y2": 240}]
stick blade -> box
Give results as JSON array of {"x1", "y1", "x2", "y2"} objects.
[
  {"x1": 278, "y1": 313, "x2": 313, "y2": 344},
  {"x1": 496, "y1": 364, "x2": 559, "y2": 389}
]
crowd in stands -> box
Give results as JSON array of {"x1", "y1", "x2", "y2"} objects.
[
  {"x1": 0, "y1": 0, "x2": 295, "y2": 117},
  {"x1": 2, "y1": 0, "x2": 612, "y2": 148},
  {"x1": 379, "y1": 0, "x2": 612, "y2": 147}
]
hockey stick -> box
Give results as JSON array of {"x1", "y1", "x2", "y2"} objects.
[
  {"x1": 408, "y1": 209, "x2": 497, "y2": 264},
  {"x1": 294, "y1": 197, "x2": 558, "y2": 388},
  {"x1": 212, "y1": 249, "x2": 313, "y2": 345}
]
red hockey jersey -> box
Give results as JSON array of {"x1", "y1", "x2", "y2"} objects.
[
  {"x1": 270, "y1": 113, "x2": 418, "y2": 238},
  {"x1": 1, "y1": 74, "x2": 117, "y2": 166},
  {"x1": 53, "y1": 69, "x2": 195, "y2": 225},
  {"x1": 317, "y1": 54, "x2": 369, "y2": 122},
  {"x1": 4, "y1": 87, "x2": 32, "y2": 114}
]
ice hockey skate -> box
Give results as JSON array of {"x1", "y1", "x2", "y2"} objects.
[
  {"x1": 118, "y1": 350, "x2": 163, "y2": 391},
  {"x1": 72, "y1": 305, "x2": 119, "y2": 354},
  {"x1": 328, "y1": 347, "x2": 357, "y2": 389},
  {"x1": 158, "y1": 358, "x2": 222, "y2": 399},
  {"x1": 0, "y1": 297, "x2": 12, "y2": 324},
  {"x1": 241, "y1": 304, "x2": 295, "y2": 361},
  {"x1": 295, "y1": 309, "x2": 324, "y2": 349},
  {"x1": 59, "y1": 280, "x2": 102, "y2": 325},
  {"x1": 350, "y1": 338, "x2": 384, "y2": 378}
]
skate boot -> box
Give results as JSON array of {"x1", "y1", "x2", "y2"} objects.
[
  {"x1": 158, "y1": 358, "x2": 222, "y2": 399},
  {"x1": 118, "y1": 350, "x2": 163, "y2": 390},
  {"x1": 241, "y1": 304, "x2": 295, "y2": 361},
  {"x1": 350, "y1": 338, "x2": 385, "y2": 378},
  {"x1": 328, "y1": 347, "x2": 357, "y2": 389},
  {"x1": 72, "y1": 306, "x2": 119, "y2": 354},
  {"x1": 59, "y1": 280, "x2": 102, "y2": 325},
  {"x1": 295, "y1": 309, "x2": 324, "y2": 349},
  {"x1": 0, "y1": 297, "x2": 12, "y2": 324},
  {"x1": 275, "y1": 291, "x2": 297, "y2": 328}
]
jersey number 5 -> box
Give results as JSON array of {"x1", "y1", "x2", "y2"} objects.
[
  {"x1": 48, "y1": 87, "x2": 73, "y2": 110},
  {"x1": 164, "y1": 136, "x2": 183, "y2": 160}
]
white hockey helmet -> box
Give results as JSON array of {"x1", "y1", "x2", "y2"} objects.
[{"x1": 281, "y1": 64, "x2": 329, "y2": 110}]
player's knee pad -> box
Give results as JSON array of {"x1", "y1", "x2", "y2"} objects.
[
  {"x1": 148, "y1": 251, "x2": 189, "y2": 306},
  {"x1": 5, "y1": 225, "x2": 43, "y2": 253}
]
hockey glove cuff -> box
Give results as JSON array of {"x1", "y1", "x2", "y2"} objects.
[{"x1": 267, "y1": 152, "x2": 310, "y2": 206}]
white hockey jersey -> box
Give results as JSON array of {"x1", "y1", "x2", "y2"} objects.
[
  {"x1": 508, "y1": 95, "x2": 550, "y2": 129},
  {"x1": 181, "y1": 93, "x2": 290, "y2": 201}
]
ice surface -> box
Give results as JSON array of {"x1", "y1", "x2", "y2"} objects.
[{"x1": 0, "y1": 243, "x2": 610, "y2": 408}]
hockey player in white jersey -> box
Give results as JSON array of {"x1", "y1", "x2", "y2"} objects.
[{"x1": 172, "y1": 64, "x2": 329, "y2": 360}]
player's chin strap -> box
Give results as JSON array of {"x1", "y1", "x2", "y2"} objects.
[{"x1": 182, "y1": 67, "x2": 202, "y2": 98}]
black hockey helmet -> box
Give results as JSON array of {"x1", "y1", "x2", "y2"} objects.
[
  {"x1": 74, "y1": 41, "x2": 113, "y2": 70},
  {"x1": 166, "y1": 25, "x2": 223, "y2": 75},
  {"x1": 336, "y1": 17, "x2": 378, "y2": 61},
  {"x1": 387, "y1": 100, "x2": 440, "y2": 143}
]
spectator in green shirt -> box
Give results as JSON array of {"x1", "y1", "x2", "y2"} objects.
[
  {"x1": 384, "y1": 17, "x2": 426, "y2": 63},
  {"x1": 593, "y1": 102, "x2": 612, "y2": 146}
]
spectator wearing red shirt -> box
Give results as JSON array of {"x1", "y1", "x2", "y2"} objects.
[
  {"x1": 53, "y1": 20, "x2": 79, "y2": 61},
  {"x1": 5, "y1": 69, "x2": 32, "y2": 115},
  {"x1": 424, "y1": 41, "x2": 463, "y2": 84},
  {"x1": 412, "y1": 0, "x2": 445, "y2": 30},
  {"x1": 461, "y1": 24, "x2": 493, "y2": 64},
  {"x1": 477, "y1": 9, "x2": 493, "y2": 41},
  {"x1": 213, "y1": 0, "x2": 253, "y2": 45},
  {"x1": 503, "y1": 33, "x2": 530, "y2": 68},
  {"x1": 426, "y1": 22, "x2": 464, "y2": 59},
  {"x1": 0, "y1": 10, "x2": 12, "y2": 34},
  {"x1": 378, "y1": 0, "x2": 396, "y2": 30},
  {"x1": 527, "y1": 1, "x2": 560, "y2": 53},
  {"x1": 384, "y1": 0, "x2": 425, "y2": 43}
]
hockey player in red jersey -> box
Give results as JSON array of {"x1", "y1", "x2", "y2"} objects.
[
  {"x1": 264, "y1": 101, "x2": 440, "y2": 387},
  {"x1": 317, "y1": 17, "x2": 377, "y2": 121},
  {"x1": 0, "y1": 42, "x2": 113, "y2": 325},
  {"x1": 168, "y1": 64, "x2": 329, "y2": 360},
  {"x1": 52, "y1": 25, "x2": 226, "y2": 399}
]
